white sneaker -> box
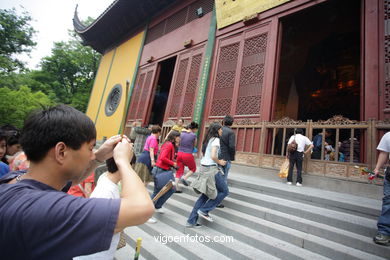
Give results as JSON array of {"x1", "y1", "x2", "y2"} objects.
[
  {"x1": 296, "y1": 183, "x2": 302, "y2": 187},
  {"x1": 287, "y1": 182, "x2": 292, "y2": 185},
  {"x1": 147, "y1": 217, "x2": 157, "y2": 223},
  {"x1": 155, "y1": 208, "x2": 165, "y2": 214}
]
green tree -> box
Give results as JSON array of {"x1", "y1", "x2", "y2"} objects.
[
  {"x1": 0, "y1": 86, "x2": 52, "y2": 128},
  {"x1": 0, "y1": 8, "x2": 36, "y2": 73},
  {"x1": 40, "y1": 34, "x2": 100, "y2": 112}
]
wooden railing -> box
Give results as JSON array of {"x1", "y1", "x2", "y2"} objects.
[
  {"x1": 209, "y1": 116, "x2": 389, "y2": 183},
  {"x1": 125, "y1": 116, "x2": 390, "y2": 183}
]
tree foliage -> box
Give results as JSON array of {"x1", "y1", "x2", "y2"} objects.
[
  {"x1": 0, "y1": 86, "x2": 52, "y2": 128},
  {"x1": 40, "y1": 34, "x2": 100, "y2": 111},
  {"x1": 0, "y1": 8, "x2": 36, "y2": 73},
  {"x1": 0, "y1": 13, "x2": 100, "y2": 127}
]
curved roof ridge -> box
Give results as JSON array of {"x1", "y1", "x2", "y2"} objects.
[{"x1": 73, "y1": 0, "x2": 119, "y2": 34}]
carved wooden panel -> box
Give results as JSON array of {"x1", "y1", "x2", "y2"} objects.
[
  {"x1": 307, "y1": 161, "x2": 325, "y2": 175},
  {"x1": 210, "y1": 42, "x2": 239, "y2": 116},
  {"x1": 325, "y1": 163, "x2": 347, "y2": 179},
  {"x1": 169, "y1": 58, "x2": 188, "y2": 118},
  {"x1": 137, "y1": 70, "x2": 154, "y2": 119},
  {"x1": 165, "y1": 46, "x2": 204, "y2": 120},
  {"x1": 128, "y1": 72, "x2": 145, "y2": 120},
  {"x1": 236, "y1": 152, "x2": 260, "y2": 166},
  {"x1": 182, "y1": 53, "x2": 202, "y2": 117},
  {"x1": 260, "y1": 155, "x2": 274, "y2": 168},
  {"x1": 236, "y1": 33, "x2": 267, "y2": 115}
]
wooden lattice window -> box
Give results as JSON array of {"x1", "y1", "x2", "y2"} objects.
[
  {"x1": 236, "y1": 33, "x2": 267, "y2": 115},
  {"x1": 182, "y1": 54, "x2": 203, "y2": 117},
  {"x1": 165, "y1": 47, "x2": 204, "y2": 121},
  {"x1": 210, "y1": 42, "x2": 240, "y2": 116},
  {"x1": 128, "y1": 73, "x2": 145, "y2": 120},
  {"x1": 169, "y1": 58, "x2": 189, "y2": 118},
  {"x1": 137, "y1": 70, "x2": 154, "y2": 119}
]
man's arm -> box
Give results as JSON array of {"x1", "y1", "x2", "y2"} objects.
[
  {"x1": 374, "y1": 151, "x2": 389, "y2": 175},
  {"x1": 134, "y1": 127, "x2": 151, "y2": 135},
  {"x1": 113, "y1": 138, "x2": 154, "y2": 232},
  {"x1": 228, "y1": 131, "x2": 236, "y2": 157},
  {"x1": 304, "y1": 144, "x2": 314, "y2": 154}
]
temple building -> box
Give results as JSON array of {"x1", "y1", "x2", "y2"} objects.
[{"x1": 74, "y1": 0, "x2": 388, "y2": 182}]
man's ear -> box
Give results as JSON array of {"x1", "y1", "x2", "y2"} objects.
[{"x1": 54, "y1": 142, "x2": 68, "y2": 164}]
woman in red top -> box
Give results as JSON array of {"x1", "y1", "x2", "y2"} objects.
[{"x1": 148, "y1": 131, "x2": 180, "y2": 223}]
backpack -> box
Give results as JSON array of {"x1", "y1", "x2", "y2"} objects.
[{"x1": 287, "y1": 135, "x2": 297, "y2": 154}]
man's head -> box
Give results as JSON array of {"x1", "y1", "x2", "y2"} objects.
[
  {"x1": 20, "y1": 105, "x2": 97, "y2": 163},
  {"x1": 325, "y1": 129, "x2": 332, "y2": 137},
  {"x1": 295, "y1": 128, "x2": 304, "y2": 135},
  {"x1": 223, "y1": 115, "x2": 234, "y2": 127}
]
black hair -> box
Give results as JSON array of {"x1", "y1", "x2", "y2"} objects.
[
  {"x1": 202, "y1": 122, "x2": 222, "y2": 154},
  {"x1": 0, "y1": 132, "x2": 7, "y2": 163},
  {"x1": 20, "y1": 105, "x2": 97, "y2": 162},
  {"x1": 151, "y1": 125, "x2": 162, "y2": 134},
  {"x1": 0, "y1": 131, "x2": 7, "y2": 143},
  {"x1": 165, "y1": 130, "x2": 180, "y2": 144},
  {"x1": 6, "y1": 131, "x2": 20, "y2": 146},
  {"x1": 106, "y1": 157, "x2": 118, "y2": 173},
  {"x1": 188, "y1": 121, "x2": 199, "y2": 130},
  {"x1": 0, "y1": 124, "x2": 20, "y2": 146},
  {"x1": 223, "y1": 115, "x2": 234, "y2": 127},
  {"x1": 295, "y1": 128, "x2": 304, "y2": 134}
]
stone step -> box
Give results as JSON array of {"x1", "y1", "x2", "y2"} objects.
[
  {"x1": 137, "y1": 213, "x2": 228, "y2": 260},
  {"x1": 159, "y1": 195, "x2": 329, "y2": 259},
  {"x1": 120, "y1": 225, "x2": 185, "y2": 260},
  {"x1": 226, "y1": 174, "x2": 382, "y2": 218},
  {"x1": 223, "y1": 185, "x2": 378, "y2": 237},
  {"x1": 172, "y1": 189, "x2": 390, "y2": 259},
  {"x1": 164, "y1": 191, "x2": 386, "y2": 260}
]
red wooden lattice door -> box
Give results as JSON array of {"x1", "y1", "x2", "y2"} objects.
[
  {"x1": 165, "y1": 45, "x2": 205, "y2": 121},
  {"x1": 127, "y1": 63, "x2": 158, "y2": 123},
  {"x1": 207, "y1": 26, "x2": 269, "y2": 120}
]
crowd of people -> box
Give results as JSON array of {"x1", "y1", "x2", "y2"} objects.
[
  {"x1": 0, "y1": 104, "x2": 388, "y2": 260},
  {"x1": 0, "y1": 106, "x2": 239, "y2": 258}
]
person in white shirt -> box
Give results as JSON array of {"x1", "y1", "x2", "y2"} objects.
[
  {"x1": 286, "y1": 128, "x2": 313, "y2": 186},
  {"x1": 372, "y1": 132, "x2": 390, "y2": 246},
  {"x1": 74, "y1": 157, "x2": 123, "y2": 260}
]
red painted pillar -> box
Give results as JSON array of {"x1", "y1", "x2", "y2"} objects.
[{"x1": 364, "y1": 0, "x2": 381, "y2": 120}]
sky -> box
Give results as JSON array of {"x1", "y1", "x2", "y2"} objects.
[{"x1": 0, "y1": 0, "x2": 114, "y2": 69}]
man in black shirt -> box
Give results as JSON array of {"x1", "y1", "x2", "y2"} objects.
[{"x1": 218, "y1": 115, "x2": 236, "y2": 208}]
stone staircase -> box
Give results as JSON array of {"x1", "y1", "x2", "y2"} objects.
[{"x1": 115, "y1": 165, "x2": 389, "y2": 260}]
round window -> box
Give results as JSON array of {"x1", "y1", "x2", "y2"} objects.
[{"x1": 105, "y1": 84, "x2": 122, "y2": 116}]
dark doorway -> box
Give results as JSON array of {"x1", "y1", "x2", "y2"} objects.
[
  {"x1": 274, "y1": 0, "x2": 361, "y2": 121},
  {"x1": 148, "y1": 56, "x2": 177, "y2": 125}
]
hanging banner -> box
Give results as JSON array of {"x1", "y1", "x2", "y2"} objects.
[{"x1": 215, "y1": 0, "x2": 290, "y2": 29}]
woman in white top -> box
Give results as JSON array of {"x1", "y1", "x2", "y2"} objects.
[
  {"x1": 74, "y1": 158, "x2": 122, "y2": 260},
  {"x1": 186, "y1": 122, "x2": 228, "y2": 228}
]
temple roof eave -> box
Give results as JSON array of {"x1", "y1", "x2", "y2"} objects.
[{"x1": 72, "y1": 0, "x2": 178, "y2": 53}]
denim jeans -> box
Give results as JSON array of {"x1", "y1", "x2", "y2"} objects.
[
  {"x1": 377, "y1": 177, "x2": 390, "y2": 235},
  {"x1": 221, "y1": 160, "x2": 231, "y2": 185},
  {"x1": 187, "y1": 172, "x2": 229, "y2": 225},
  {"x1": 287, "y1": 151, "x2": 303, "y2": 183},
  {"x1": 151, "y1": 168, "x2": 175, "y2": 209}
]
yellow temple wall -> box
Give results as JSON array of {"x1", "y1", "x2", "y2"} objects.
[{"x1": 86, "y1": 31, "x2": 144, "y2": 140}]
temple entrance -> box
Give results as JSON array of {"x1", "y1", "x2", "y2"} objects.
[
  {"x1": 148, "y1": 56, "x2": 177, "y2": 126},
  {"x1": 274, "y1": 0, "x2": 361, "y2": 121}
]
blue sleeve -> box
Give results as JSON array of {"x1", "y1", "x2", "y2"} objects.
[
  {"x1": 313, "y1": 135, "x2": 322, "y2": 147},
  {"x1": 20, "y1": 191, "x2": 120, "y2": 258},
  {"x1": 0, "y1": 163, "x2": 10, "y2": 178}
]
